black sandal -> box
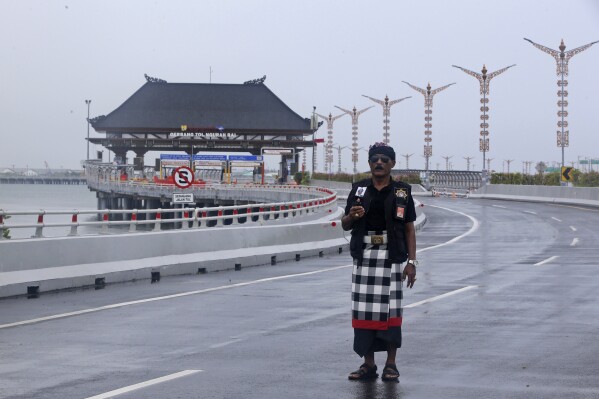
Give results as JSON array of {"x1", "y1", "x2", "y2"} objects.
[
  {"x1": 381, "y1": 363, "x2": 400, "y2": 381},
  {"x1": 348, "y1": 363, "x2": 378, "y2": 380}
]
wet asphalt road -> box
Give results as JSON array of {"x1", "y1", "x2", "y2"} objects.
[{"x1": 1, "y1": 197, "x2": 599, "y2": 399}]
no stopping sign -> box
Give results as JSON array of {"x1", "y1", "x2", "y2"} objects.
[{"x1": 173, "y1": 166, "x2": 194, "y2": 189}]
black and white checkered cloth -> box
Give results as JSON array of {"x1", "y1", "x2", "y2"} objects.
[{"x1": 352, "y1": 231, "x2": 403, "y2": 328}]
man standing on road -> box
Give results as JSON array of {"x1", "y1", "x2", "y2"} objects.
[{"x1": 342, "y1": 142, "x2": 417, "y2": 382}]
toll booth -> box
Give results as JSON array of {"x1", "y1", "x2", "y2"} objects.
[
  {"x1": 193, "y1": 155, "x2": 227, "y2": 183},
  {"x1": 227, "y1": 155, "x2": 264, "y2": 184},
  {"x1": 158, "y1": 154, "x2": 193, "y2": 180}
]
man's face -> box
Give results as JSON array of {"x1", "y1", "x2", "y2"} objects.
[{"x1": 368, "y1": 153, "x2": 396, "y2": 178}]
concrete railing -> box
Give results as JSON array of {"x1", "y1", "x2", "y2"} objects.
[{"x1": 0, "y1": 188, "x2": 337, "y2": 240}]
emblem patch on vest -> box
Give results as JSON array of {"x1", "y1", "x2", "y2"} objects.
[{"x1": 395, "y1": 188, "x2": 408, "y2": 199}]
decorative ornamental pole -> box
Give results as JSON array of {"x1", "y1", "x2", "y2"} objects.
[
  {"x1": 316, "y1": 112, "x2": 346, "y2": 176},
  {"x1": 334, "y1": 105, "x2": 373, "y2": 176},
  {"x1": 486, "y1": 157, "x2": 494, "y2": 173},
  {"x1": 524, "y1": 38, "x2": 598, "y2": 169},
  {"x1": 442, "y1": 156, "x2": 453, "y2": 171},
  {"x1": 334, "y1": 144, "x2": 351, "y2": 173},
  {"x1": 402, "y1": 81, "x2": 455, "y2": 172},
  {"x1": 85, "y1": 99, "x2": 91, "y2": 160},
  {"x1": 452, "y1": 63, "x2": 515, "y2": 179},
  {"x1": 402, "y1": 153, "x2": 414, "y2": 170},
  {"x1": 504, "y1": 159, "x2": 513, "y2": 174},
  {"x1": 463, "y1": 156, "x2": 474, "y2": 171},
  {"x1": 310, "y1": 107, "x2": 319, "y2": 173},
  {"x1": 362, "y1": 94, "x2": 411, "y2": 145},
  {"x1": 302, "y1": 150, "x2": 306, "y2": 173}
]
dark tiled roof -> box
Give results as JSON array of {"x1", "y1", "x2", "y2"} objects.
[{"x1": 90, "y1": 81, "x2": 312, "y2": 133}]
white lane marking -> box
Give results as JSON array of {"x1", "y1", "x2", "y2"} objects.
[
  {"x1": 550, "y1": 204, "x2": 599, "y2": 213},
  {"x1": 0, "y1": 265, "x2": 351, "y2": 330},
  {"x1": 571, "y1": 238, "x2": 579, "y2": 247},
  {"x1": 570, "y1": 226, "x2": 577, "y2": 232},
  {"x1": 418, "y1": 205, "x2": 479, "y2": 254},
  {"x1": 534, "y1": 256, "x2": 559, "y2": 266},
  {"x1": 209, "y1": 338, "x2": 242, "y2": 349},
  {"x1": 85, "y1": 370, "x2": 201, "y2": 399},
  {"x1": 1, "y1": 206, "x2": 478, "y2": 330},
  {"x1": 551, "y1": 217, "x2": 562, "y2": 222},
  {"x1": 209, "y1": 287, "x2": 479, "y2": 348},
  {"x1": 404, "y1": 286, "x2": 477, "y2": 308},
  {"x1": 524, "y1": 211, "x2": 537, "y2": 215},
  {"x1": 492, "y1": 205, "x2": 506, "y2": 209}
]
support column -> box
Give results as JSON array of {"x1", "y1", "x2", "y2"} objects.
[{"x1": 112, "y1": 148, "x2": 128, "y2": 165}]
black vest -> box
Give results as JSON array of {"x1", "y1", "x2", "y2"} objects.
[{"x1": 348, "y1": 178, "x2": 411, "y2": 263}]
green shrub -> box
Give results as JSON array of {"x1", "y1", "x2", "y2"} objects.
[{"x1": 1, "y1": 211, "x2": 10, "y2": 239}]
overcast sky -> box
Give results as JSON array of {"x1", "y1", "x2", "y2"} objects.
[{"x1": 2, "y1": 0, "x2": 599, "y2": 173}]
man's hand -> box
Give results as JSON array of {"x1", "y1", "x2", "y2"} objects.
[
  {"x1": 348, "y1": 205, "x2": 365, "y2": 220},
  {"x1": 402, "y1": 264, "x2": 416, "y2": 288}
]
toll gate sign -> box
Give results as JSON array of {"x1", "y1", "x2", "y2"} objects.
[{"x1": 174, "y1": 166, "x2": 194, "y2": 189}]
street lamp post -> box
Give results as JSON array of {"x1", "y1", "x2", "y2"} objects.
[
  {"x1": 402, "y1": 81, "x2": 455, "y2": 172},
  {"x1": 362, "y1": 94, "x2": 411, "y2": 145},
  {"x1": 524, "y1": 38, "x2": 598, "y2": 170},
  {"x1": 85, "y1": 99, "x2": 91, "y2": 161},
  {"x1": 452, "y1": 63, "x2": 515, "y2": 181}
]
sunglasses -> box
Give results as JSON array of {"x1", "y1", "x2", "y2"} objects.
[{"x1": 369, "y1": 155, "x2": 391, "y2": 164}]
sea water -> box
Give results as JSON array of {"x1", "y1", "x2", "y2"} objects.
[{"x1": 0, "y1": 184, "x2": 98, "y2": 239}]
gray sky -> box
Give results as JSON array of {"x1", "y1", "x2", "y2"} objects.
[{"x1": 2, "y1": 0, "x2": 599, "y2": 172}]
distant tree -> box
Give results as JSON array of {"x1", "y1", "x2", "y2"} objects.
[
  {"x1": 293, "y1": 171, "x2": 311, "y2": 185},
  {"x1": 1, "y1": 211, "x2": 10, "y2": 239},
  {"x1": 300, "y1": 172, "x2": 311, "y2": 185}
]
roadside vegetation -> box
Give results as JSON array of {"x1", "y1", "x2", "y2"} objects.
[
  {"x1": 491, "y1": 171, "x2": 599, "y2": 187},
  {"x1": 310, "y1": 172, "x2": 422, "y2": 185},
  {"x1": 1, "y1": 212, "x2": 10, "y2": 239}
]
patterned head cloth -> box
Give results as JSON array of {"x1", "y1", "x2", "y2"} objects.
[{"x1": 368, "y1": 142, "x2": 396, "y2": 161}]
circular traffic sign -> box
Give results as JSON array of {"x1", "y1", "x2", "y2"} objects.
[{"x1": 173, "y1": 166, "x2": 194, "y2": 189}]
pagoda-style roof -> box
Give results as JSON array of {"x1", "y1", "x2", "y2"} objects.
[{"x1": 90, "y1": 76, "x2": 312, "y2": 134}]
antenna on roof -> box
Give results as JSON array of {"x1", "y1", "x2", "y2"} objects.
[{"x1": 210, "y1": 66, "x2": 212, "y2": 84}]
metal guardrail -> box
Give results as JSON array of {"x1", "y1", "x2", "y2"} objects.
[{"x1": 0, "y1": 188, "x2": 337, "y2": 240}]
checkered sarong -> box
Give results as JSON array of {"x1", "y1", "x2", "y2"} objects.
[{"x1": 352, "y1": 231, "x2": 403, "y2": 330}]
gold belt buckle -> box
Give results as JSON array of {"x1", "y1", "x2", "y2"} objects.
[{"x1": 371, "y1": 235, "x2": 384, "y2": 245}]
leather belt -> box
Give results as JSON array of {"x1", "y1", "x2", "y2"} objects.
[{"x1": 363, "y1": 234, "x2": 387, "y2": 245}]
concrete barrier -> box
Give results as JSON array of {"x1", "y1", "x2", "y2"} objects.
[
  {"x1": 0, "y1": 209, "x2": 349, "y2": 298},
  {"x1": 470, "y1": 184, "x2": 599, "y2": 208}
]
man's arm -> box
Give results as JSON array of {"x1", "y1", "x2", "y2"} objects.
[
  {"x1": 342, "y1": 186, "x2": 361, "y2": 231},
  {"x1": 402, "y1": 221, "x2": 417, "y2": 288},
  {"x1": 405, "y1": 221, "x2": 416, "y2": 260},
  {"x1": 342, "y1": 206, "x2": 365, "y2": 230}
]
